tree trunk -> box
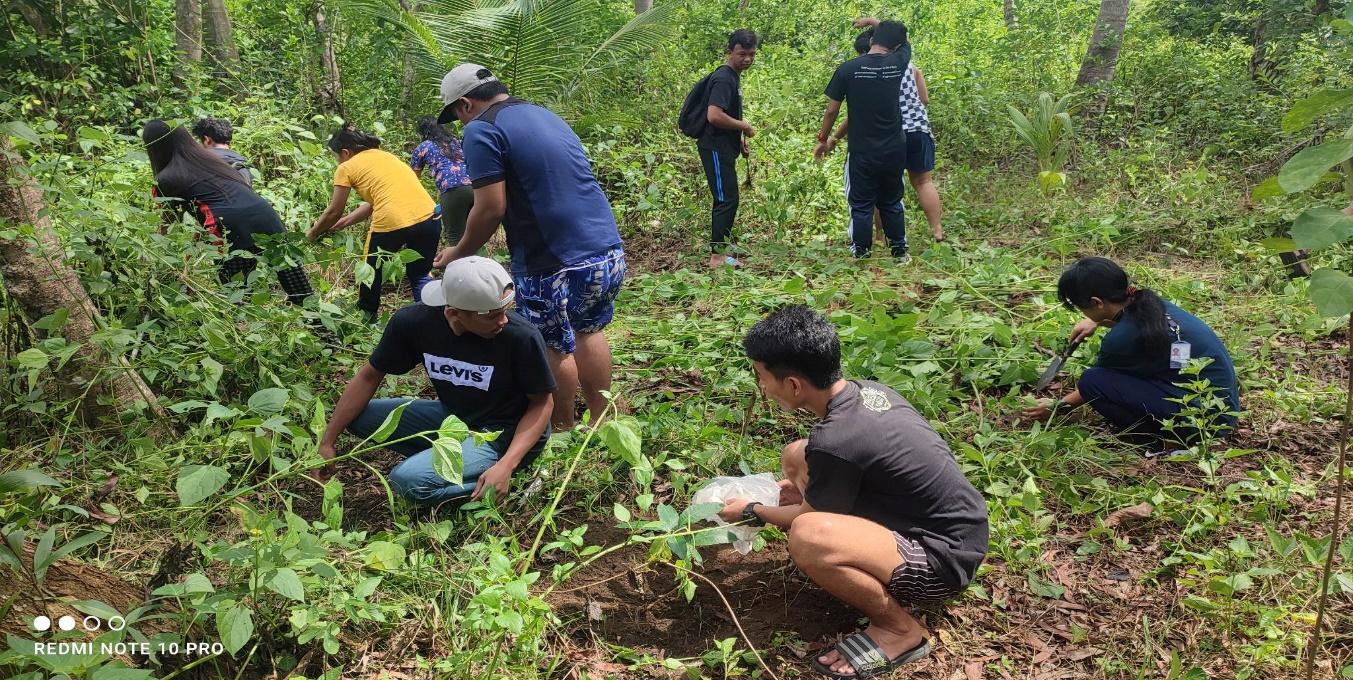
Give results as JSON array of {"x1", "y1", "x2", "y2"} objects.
[
  {"x1": 12, "y1": 0, "x2": 51, "y2": 37},
  {"x1": 1075, "y1": 0, "x2": 1130, "y2": 88},
  {"x1": 174, "y1": 0, "x2": 202, "y2": 80},
  {"x1": 1003, "y1": 0, "x2": 1018, "y2": 30},
  {"x1": 202, "y1": 0, "x2": 239, "y2": 73},
  {"x1": 0, "y1": 141, "x2": 169, "y2": 432},
  {"x1": 634, "y1": 0, "x2": 652, "y2": 13},
  {"x1": 398, "y1": 0, "x2": 417, "y2": 105},
  {"x1": 314, "y1": 0, "x2": 343, "y2": 114}
]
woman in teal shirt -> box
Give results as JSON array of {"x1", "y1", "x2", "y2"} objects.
[{"x1": 1024, "y1": 257, "x2": 1239, "y2": 449}]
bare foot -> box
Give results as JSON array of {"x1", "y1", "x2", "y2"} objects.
[
  {"x1": 932, "y1": 228, "x2": 945, "y2": 241},
  {"x1": 817, "y1": 625, "x2": 923, "y2": 676}
]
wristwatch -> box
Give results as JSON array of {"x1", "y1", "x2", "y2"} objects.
[{"x1": 741, "y1": 502, "x2": 766, "y2": 527}]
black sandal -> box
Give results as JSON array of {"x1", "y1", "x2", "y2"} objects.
[{"x1": 810, "y1": 633, "x2": 930, "y2": 679}]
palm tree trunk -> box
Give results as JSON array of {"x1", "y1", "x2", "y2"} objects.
[
  {"x1": 203, "y1": 0, "x2": 239, "y2": 74},
  {"x1": 398, "y1": 0, "x2": 418, "y2": 104},
  {"x1": 1075, "y1": 0, "x2": 1129, "y2": 88},
  {"x1": 634, "y1": 0, "x2": 652, "y2": 13},
  {"x1": 1003, "y1": 0, "x2": 1018, "y2": 30},
  {"x1": 314, "y1": 0, "x2": 343, "y2": 114},
  {"x1": 174, "y1": 0, "x2": 202, "y2": 76},
  {"x1": 0, "y1": 141, "x2": 169, "y2": 432}
]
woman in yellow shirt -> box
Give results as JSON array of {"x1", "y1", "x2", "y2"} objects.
[{"x1": 307, "y1": 124, "x2": 439, "y2": 321}]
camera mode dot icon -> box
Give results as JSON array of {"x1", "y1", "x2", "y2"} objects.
[
  {"x1": 58, "y1": 615, "x2": 77, "y2": 631},
  {"x1": 33, "y1": 616, "x2": 51, "y2": 632}
]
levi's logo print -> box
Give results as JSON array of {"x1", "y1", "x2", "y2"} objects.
[{"x1": 423, "y1": 353, "x2": 494, "y2": 391}]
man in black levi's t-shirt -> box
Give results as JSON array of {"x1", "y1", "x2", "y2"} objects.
[
  {"x1": 718, "y1": 305, "x2": 988, "y2": 678},
  {"x1": 814, "y1": 17, "x2": 912, "y2": 260},
  {"x1": 315, "y1": 256, "x2": 554, "y2": 507}
]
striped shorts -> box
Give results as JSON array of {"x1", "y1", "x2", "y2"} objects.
[{"x1": 886, "y1": 533, "x2": 961, "y2": 605}]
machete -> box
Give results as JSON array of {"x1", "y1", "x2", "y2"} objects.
[{"x1": 1034, "y1": 337, "x2": 1084, "y2": 391}]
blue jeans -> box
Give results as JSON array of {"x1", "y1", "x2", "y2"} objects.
[{"x1": 347, "y1": 398, "x2": 548, "y2": 506}]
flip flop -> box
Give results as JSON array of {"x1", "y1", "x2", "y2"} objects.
[{"x1": 810, "y1": 633, "x2": 930, "y2": 679}]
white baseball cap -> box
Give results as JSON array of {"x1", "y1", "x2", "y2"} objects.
[
  {"x1": 437, "y1": 64, "x2": 500, "y2": 124},
  {"x1": 421, "y1": 256, "x2": 515, "y2": 311}
]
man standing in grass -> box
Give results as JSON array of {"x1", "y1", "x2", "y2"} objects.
[
  {"x1": 433, "y1": 63, "x2": 626, "y2": 431},
  {"x1": 192, "y1": 117, "x2": 254, "y2": 187},
  {"x1": 696, "y1": 29, "x2": 758, "y2": 268},
  {"x1": 814, "y1": 18, "x2": 912, "y2": 260},
  {"x1": 719, "y1": 305, "x2": 988, "y2": 679},
  {"x1": 315, "y1": 256, "x2": 554, "y2": 506}
]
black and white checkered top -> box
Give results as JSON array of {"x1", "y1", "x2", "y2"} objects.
[{"x1": 897, "y1": 64, "x2": 930, "y2": 134}]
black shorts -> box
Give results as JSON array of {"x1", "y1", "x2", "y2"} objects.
[
  {"x1": 885, "y1": 533, "x2": 961, "y2": 604},
  {"x1": 903, "y1": 130, "x2": 936, "y2": 175}
]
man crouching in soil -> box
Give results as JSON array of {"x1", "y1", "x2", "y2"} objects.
[{"x1": 718, "y1": 304, "x2": 989, "y2": 678}]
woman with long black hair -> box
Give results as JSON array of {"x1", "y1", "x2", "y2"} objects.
[
  {"x1": 410, "y1": 116, "x2": 474, "y2": 247},
  {"x1": 1022, "y1": 257, "x2": 1240, "y2": 449},
  {"x1": 307, "y1": 124, "x2": 439, "y2": 322},
  {"x1": 142, "y1": 119, "x2": 315, "y2": 304}
]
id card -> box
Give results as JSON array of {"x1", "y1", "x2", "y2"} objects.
[{"x1": 1169, "y1": 341, "x2": 1192, "y2": 369}]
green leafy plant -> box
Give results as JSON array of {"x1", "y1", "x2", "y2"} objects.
[
  {"x1": 1007, "y1": 92, "x2": 1076, "y2": 193},
  {"x1": 337, "y1": 0, "x2": 681, "y2": 105}
]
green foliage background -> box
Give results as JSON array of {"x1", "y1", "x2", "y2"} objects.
[{"x1": 2, "y1": 0, "x2": 1353, "y2": 678}]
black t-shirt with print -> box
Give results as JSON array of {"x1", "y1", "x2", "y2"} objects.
[
  {"x1": 824, "y1": 44, "x2": 912, "y2": 160},
  {"x1": 368, "y1": 304, "x2": 556, "y2": 438},
  {"x1": 804, "y1": 380, "x2": 989, "y2": 587},
  {"x1": 697, "y1": 65, "x2": 743, "y2": 156}
]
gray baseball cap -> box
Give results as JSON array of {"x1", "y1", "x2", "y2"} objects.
[
  {"x1": 421, "y1": 256, "x2": 515, "y2": 311},
  {"x1": 437, "y1": 64, "x2": 500, "y2": 124}
]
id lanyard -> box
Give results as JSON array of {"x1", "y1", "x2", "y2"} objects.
[{"x1": 1166, "y1": 314, "x2": 1191, "y2": 369}]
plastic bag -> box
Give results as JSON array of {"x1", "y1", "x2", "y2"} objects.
[{"x1": 691, "y1": 473, "x2": 781, "y2": 554}]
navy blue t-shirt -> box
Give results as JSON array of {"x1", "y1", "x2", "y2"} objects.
[
  {"x1": 1095, "y1": 301, "x2": 1240, "y2": 411},
  {"x1": 463, "y1": 99, "x2": 623, "y2": 276}
]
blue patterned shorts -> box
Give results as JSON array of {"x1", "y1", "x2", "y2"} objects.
[{"x1": 513, "y1": 247, "x2": 626, "y2": 354}]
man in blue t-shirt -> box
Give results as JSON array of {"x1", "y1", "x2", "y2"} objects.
[{"x1": 433, "y1": 64, "x2": 626, "y2": 432}]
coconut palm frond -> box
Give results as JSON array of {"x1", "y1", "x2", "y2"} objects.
[
  {"x1": 579, "y1": 0, "x2": 681, "y2": 76},
  {"x1": 340, "y1": 0, "x2": 678, "y2": 105}
]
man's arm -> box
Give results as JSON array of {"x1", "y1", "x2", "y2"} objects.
[
  {"x1": 814, "y1": 99, "x2": 844, "y2": 160},
  {"x1": 434, "y1": 181, "x2": 505, "y2": 267},
  {"x1": 314, "y1": 362, "x2": 386, "y2": 478},
  {"x1": 718, "y1": 497, "x2": 815, "y2": 531},
  {"x1": 471, "y1": 391, "x2": 553, "y2": 500},
  {"x1": 707, "y1": 105, "x2": 755, "y2": 137}
]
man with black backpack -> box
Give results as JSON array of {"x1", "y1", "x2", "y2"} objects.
[{"x1": 681, "y1": 29, "x2": 757, "y2": 268}]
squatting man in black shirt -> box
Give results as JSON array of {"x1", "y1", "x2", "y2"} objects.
[
  {"x1": 718, "y1": 305, "x2": 988, "y2": 678},
  {"x1": 314, "y1": 256, "x2": 554, "y2": 507}
]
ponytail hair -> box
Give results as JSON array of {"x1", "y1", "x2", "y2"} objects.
[
  {"x1": 415, "y1": 116, "x2": 455, "y2": 158},
  {"x1": 327, "y1": 122, "x2": 382, "y2": 154},
  {"x1": 1057, "y1": 256, "x2": 1171, "y2": 355}
]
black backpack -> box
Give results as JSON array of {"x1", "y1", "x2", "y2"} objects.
[{"x1": 678, "y1": 72, "x2": 715, "y2": 139}]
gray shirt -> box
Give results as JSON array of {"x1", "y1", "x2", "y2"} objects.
[
  {"x1": 210, "y1": 147, "x2": 254, "y2": 187},
  {"x1": 804, "y1": 380, "x2": 989, "y2": 587}
]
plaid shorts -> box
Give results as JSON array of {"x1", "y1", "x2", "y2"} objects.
[
  {"x1": 886, "y1": 533, "x2": 962, "y2": 605},
  {"x1": 513, "y1": 247, "x2": 626, "y2": 354}
]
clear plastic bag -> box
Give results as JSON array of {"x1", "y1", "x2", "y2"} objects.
[{"x1": 691, "y1": 473, "x2": 781, "y2": 554}]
